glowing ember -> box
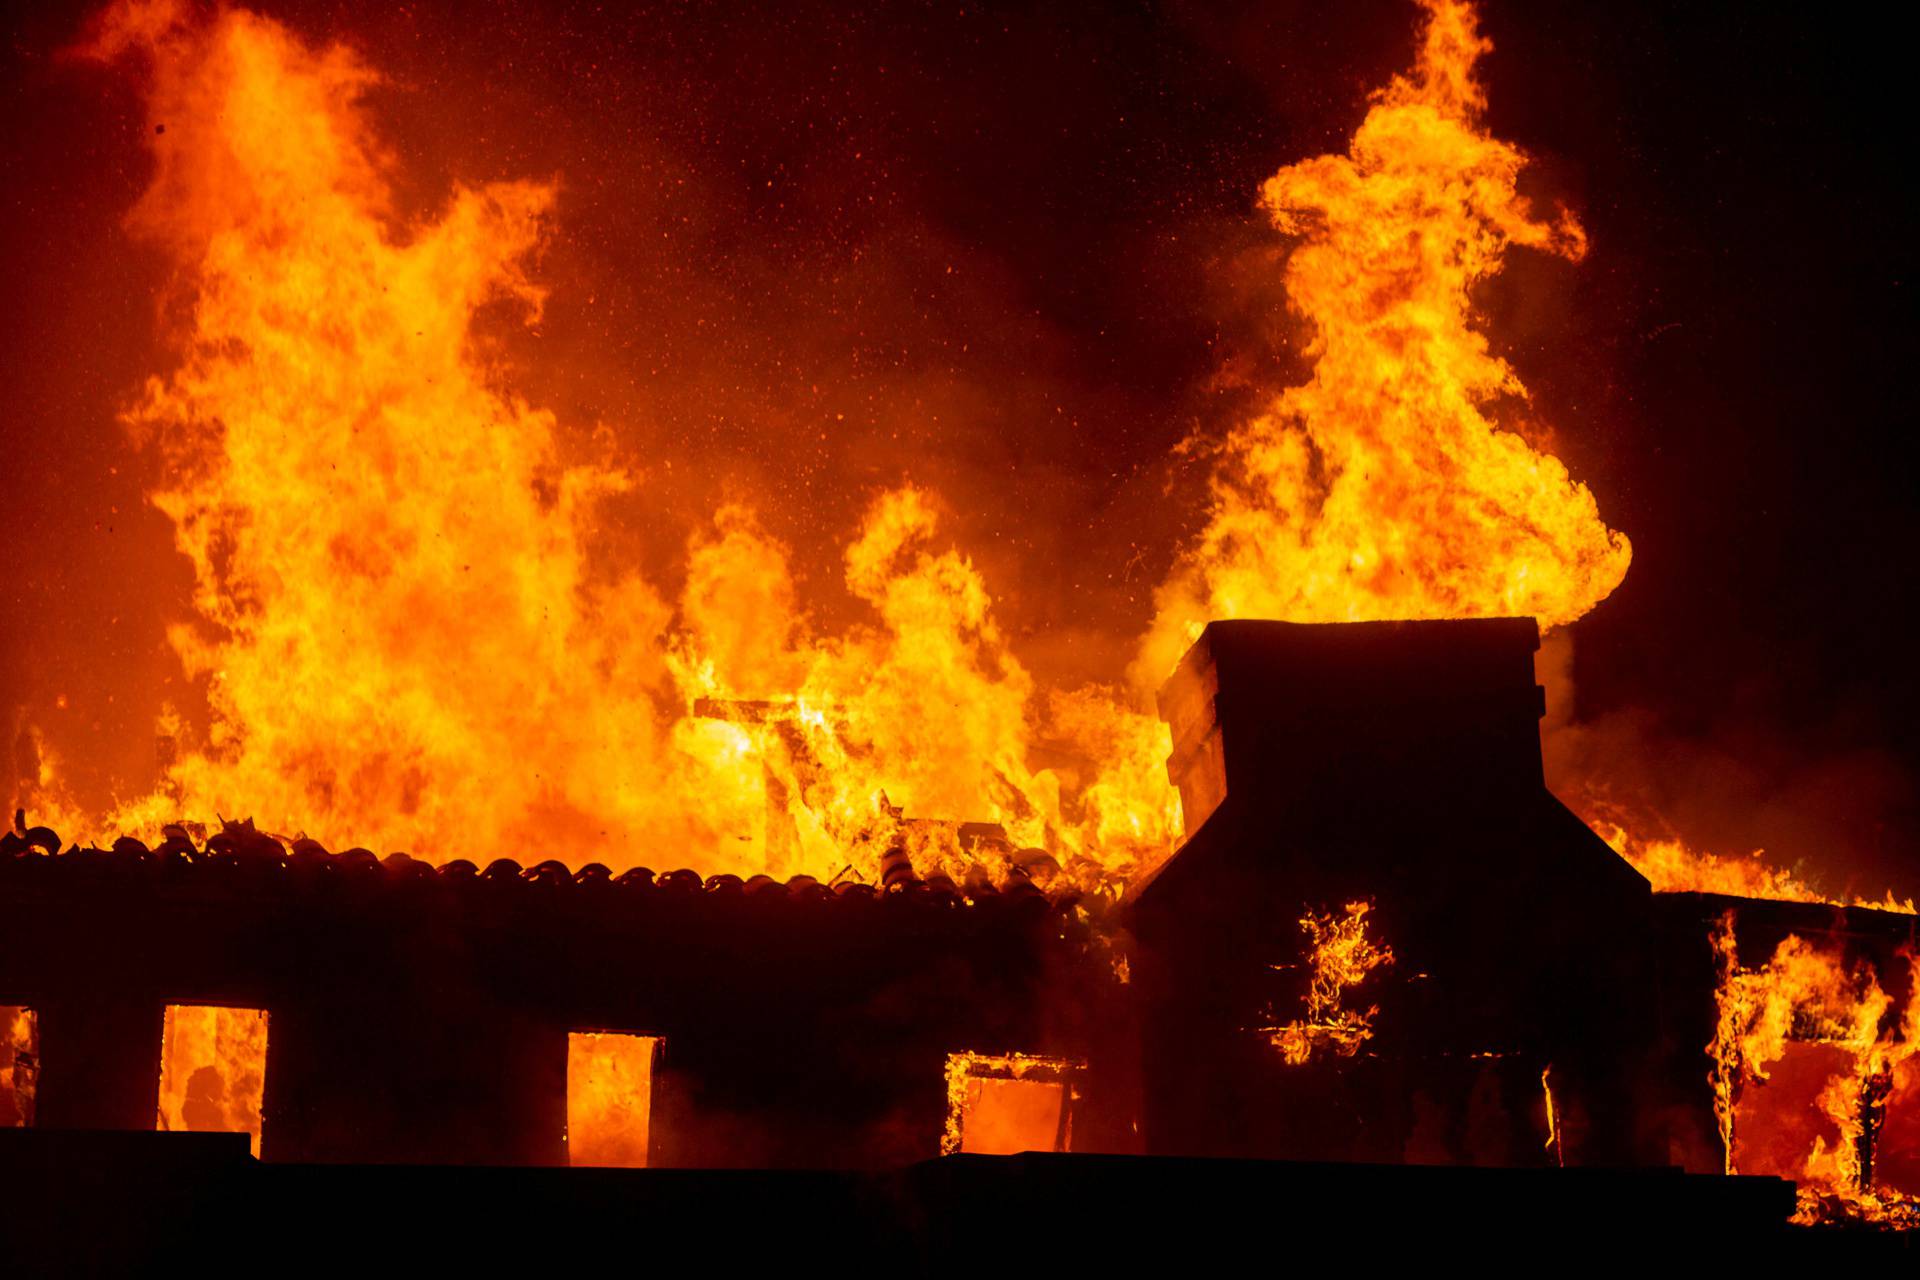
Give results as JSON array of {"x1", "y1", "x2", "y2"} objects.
[
  {"x1": 942, "y1": 1053, "x2": 1081, "y2": 1156},
  {"x1": 157, "y1": 1004, "x2": 269, "y2": 1157},
  {"x1": 566, "y1": 1031, "x2": 660, "y2": 1168},
  {"x1": 1, "y1": 1007, "x2": 37, "y2": 1128},
  {"x1": 1267, "y1": 900, "x2": 1395, "y2": 1065}
]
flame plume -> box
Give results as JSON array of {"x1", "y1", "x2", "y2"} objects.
[
  {"x1": 69, "y1": 0, "x2": 1179, "y2": 884},
  {"x1": 45, "y1": 0, "x2": 1638, "y2": 889},
  {"x1": 1140, "y1": 0, "x2": 1629, "y2": 681},
  {"x1": 82, "y1": 1, "x2": 688, "y2": 862}
]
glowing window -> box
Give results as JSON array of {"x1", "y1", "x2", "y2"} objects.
[
  {"x1": 942, "y1": 1053, "x2": 1083, "y2": 1156},
  {"x1": 567, "y1": 1031, "x2": 661, "y2": 1168},
  {"x1": 158, "y1": 1005, "x2": 269, "y2": 1157},
  {"x1": 2, "y1": 1006, "x2": 37, "y2": 1128}
]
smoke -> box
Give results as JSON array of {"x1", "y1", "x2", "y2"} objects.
[{"x1": 1541, "y1": 631, "x2": 1919, "y2": 903}]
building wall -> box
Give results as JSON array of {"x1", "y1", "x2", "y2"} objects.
[{"x1": 0, "y1": 851, "x2": 1095, "y2": 1167}]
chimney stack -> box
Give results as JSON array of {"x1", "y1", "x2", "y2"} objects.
[{"x1": 1130, "y1": 618, "x2": 1652, "y2": 1166}]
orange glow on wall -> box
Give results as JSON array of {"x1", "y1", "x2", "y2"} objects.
[
  {"x1": 566, "y1": 1031, "x2": 660, "y2": 1168},
  {"x1": 157, "y1": 1005, "x2": 269, "y2": 1157}
]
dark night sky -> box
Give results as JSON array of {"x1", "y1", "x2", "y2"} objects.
[{"x1": 2, "y1": 1, "x2": 1916, "y2": 893}]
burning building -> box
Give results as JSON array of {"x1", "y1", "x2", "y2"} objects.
[
  {"x1": 5, "y1": 613, "x2": 1917, "y2": 1258},
  {"x1": 4, "y1": 0, "x2": 1917, "y2": 1264}
]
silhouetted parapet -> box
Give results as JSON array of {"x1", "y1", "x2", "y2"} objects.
[{"x1": 1131, "y1": 618, "x2": 1656, "y2": 1168}]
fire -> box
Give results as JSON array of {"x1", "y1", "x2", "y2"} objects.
[
  {"x1": 1541, "y1": 1064, "x2": 1563, "y2": 1167},
  {"x1": 13, "y1": 0, "x2": 1915, "y2": 1230},
  {"x1": 31, "y1": 0, "x2": 1637, "y2": 896},
  {"x1": 157, "y1": 1004, "x2": 270, "y2": 1157},
  {"x1": 2, "y1": 1007, "x2": 37, "y2": 1128},
  {"x1": 566, "y1": 1032, "x2": 660, "y2": 1168},
  {"x1": 65, "y1": 0, "x2": 1177, "y2": 889},
  {"x1": 1139, "y1": 0, "x2": 1630, "y2": 682},
  {"x1": 1709, "y1": 915, "x2": 1920, "y2": 1225},
  {"x1": 1599, "y1": 822, "x2": 1915, "y2": 915},
  {"x1": 668, "y1": 491, "x2": 1180, "y2": 887},
  {"x1": 942, "y1": 1052, "x2": 1081, "y2": 1156},
  {"x1": 1268, "y1": 900, "x2": 1395, "y2": 1065}
]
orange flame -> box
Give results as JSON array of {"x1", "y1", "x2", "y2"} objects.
[
  {"x1": 42, "y1": 0, "x2": 1626, "y2": 893},
  {"x1": 566, "y1": 1032, "x2": 660, "y2": 1168},
  {"x1": 1709, "y1": 916, "x2": 1920, "y2": 1225},
  {"x1": 1599, "y1": 822, "x2": 1915, "y2": 915},
  {"x1": 942, "y1": 1052, "x2": 1081, "y2": 1156},
  {"x1": 157, "y1": 1004, "x2": 269, "y2": 1157},
  {"x1": 1541, "y1": 1064, "x2": 1563, "y2": 1167},
  {"x1": 1, "y1": 1007, "x2": 37, "y2": 1128},
  {"x1": 1268, "y1": 900, "x2": 1395, "y2": 1065},
  {"x1": 69, "y1": 0, "x2": 1177, "y2": 888},
  {"x1": 1139, "y1": 0, "x2": 1629, "y2": 682}
]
